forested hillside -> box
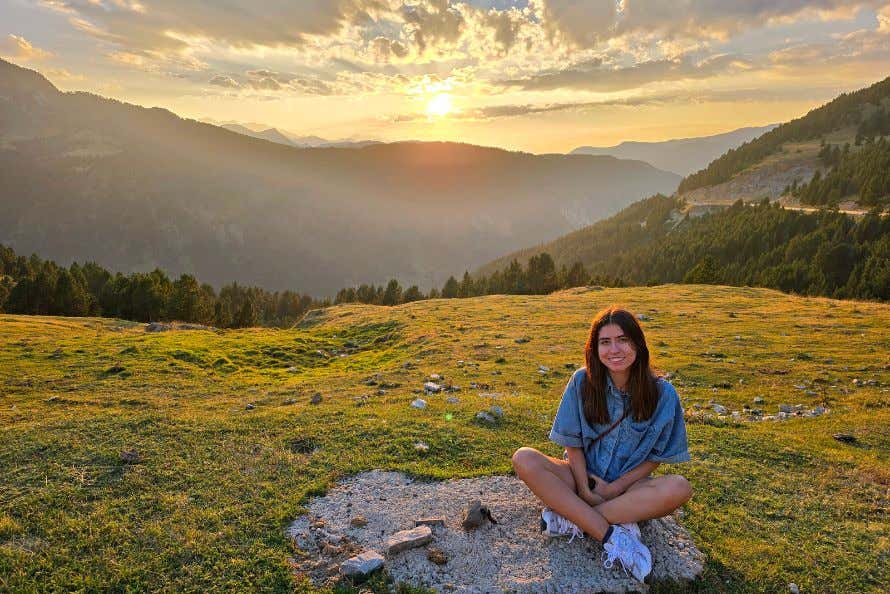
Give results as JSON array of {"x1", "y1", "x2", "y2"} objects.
[
  {"x1": 679, "y1": 76, "x2": 890, "y2": 194},
  {"x1": 477, "y1": 198, "x2": 889, "y2": 301}
]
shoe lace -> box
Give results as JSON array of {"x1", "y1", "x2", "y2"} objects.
[
  {"x1": 601, "y1": 534, "x2": 633, "y2": 578},
  {"x1": 548, "y1": 511, "x2": 585, "y2": 543}
]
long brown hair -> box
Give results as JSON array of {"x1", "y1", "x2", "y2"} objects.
[{"x1": 582, "y1": 306, "x2": 659, "y2": 424}]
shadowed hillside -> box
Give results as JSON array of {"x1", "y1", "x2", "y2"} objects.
[{"x1": 0, "y1": 59, "x2": 680, "y2": 296}]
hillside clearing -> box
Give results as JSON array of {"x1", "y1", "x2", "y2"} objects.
[{"x1": 0, "y1": 285, "x2": 888, "y2": 593}]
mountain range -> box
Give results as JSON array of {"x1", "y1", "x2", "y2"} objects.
[
  {"x1": 571, "y1": 125, "x2": 778, "y2": 176},
  {"x1": 0, "y1": 59, "x2": 680, "y2": 296}
]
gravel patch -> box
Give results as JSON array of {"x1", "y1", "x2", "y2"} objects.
[{"x1": 287, "y1": 470, "x2": 704, "y2": 593}]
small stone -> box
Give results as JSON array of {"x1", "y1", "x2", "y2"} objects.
[
  {"x1": 411, "y1": 399, "x2": 428, "y2": 410},
  {"x1": 712, "y1": 404, "x2": 728, "y2": 414},
  {"x1": 310, "y1": 393, "x2": 323, "y2": 405},
  {"x1": 423, "y1": 382, "x2": 442, "y2": 393},
  {"x1": 462, "y1": 500, "x2": 497, "y2": 530},
  {"x1": 538, "y1": 365, "x2": 550, "y2": 373},
  {"x1": 636, "y1": 313, "x2": 650, "y2": 321},
  {"x1": 340, "y1": 551, "x2": 384, "y2": 577},
  {"x1": 779, "y1": 404, "x2": 794, "y2": 413},
  {"x1": 833, "y1": 433, "x2": 857, "y2": 444},
  {"x1": 245, "y1": 403, "x2": 255, "y2": 410},
  {"x1": 415, "y1": 517, "x2": 446, "y2": 528},
  {"x1": 322, "y1": 543, "x2": 342, "y2": 556},
  {"x1": 427, "y1": 547, "x2": 448, "y2": 565},
  {"x1": 414, "y1": 441, "x2": 429, "y2": 452},
  {"x1": 753, "y1": 397, "x2": 764, "y2": 404},
  {"x1": 349, "y1": 516, "x2": 368, "y2": 528},
  {"x1": 489, "y1": 405, "x2": 504, "y2": 418},
  {"x1": 446, "y1": 397, "x2": 460, "y2": 404},
  {"x1": 813, "y1": 406, "x2": 827, "y2": 415},
  {"x1": 385, "y1": 525, "x2": 433, "y2": 555},
  {"x1": 282, "y1": 398, "x2": 296, "y2": 405},
  {"x1": 515, "y1": 337, "x2": 530, "y2": 344},
  {"x1": 476, "y1": 411, "x2": 497, "y2": 424},
  {"x1": 120, "y1": 450, "x2": 141, "y2": 464},
  {"x1": 789, "y1": 583, "x2": 800, "y2": 594},
  {"x1": 429, "y1": 373, "x2": 442, "y2": 381}
]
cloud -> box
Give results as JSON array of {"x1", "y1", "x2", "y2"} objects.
[
  {"x1": 370, "y1": 36, "x2": 409, "y2": 60},
  {"x1": 40, "y1": 0, "x2": 401, "y2": 55},
  {"x1": 501, "y1": 54, "x2": 751, "y2": 92},
  {"x1": 0, "y1": 34, "x2": 53, "y2": 62},
  {"x1": 401, "y1": 0, "x2": 464, "y2": 51},
  {"x1": 536, "y1": 0, "x2": 885, "y2": 47},
  {"x1": 209, "y1": 74, "x2": 241, "y2": 88}
]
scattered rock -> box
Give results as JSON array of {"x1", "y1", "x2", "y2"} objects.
[
  {"x1": 145, "y1": 322, "x2": 172, "y2": 332},
  {"x1": 475, "y1": 411, "x2": 497, "y2": 424},
  {"x1": 789, "y1": 583, "x2": 800, "y2": 594},
  {"x1": 779, "y1": 404, "x2": 796, "y2": 413},
  {"x1": 411, "y1": 399, "x2": 428, "y2": 410},
  {"x1": 462, "y1": 500, "x2": 498, "y2": 530},
  {"x1": 514, "y1": 337, "x2": 531, "y2": 344},
  {"x1": 445, "y1": 397, "x2": 460, "y2": 404},
  {"x1": 423, "y1": 382, "x2": 442, "y2": 393},
  {"x1": 833, "y1": 433, "x2": 857, "y2": 444},
  {"x1": 385, "y1": 525, "x2": 433, "y2": 555},
  {"x1": 427, "y1": 547, "x2": 448, "y2": 565},
  {"x1": 712, "y1": 404, "x2": 728, "y2": 414},
  {"x1": 282, "y1": 398, "x2": 297, "y2": 405},
  {"x1": 538, "y1": 365, "x2": 550, "y2": 375},
  {"x1": 340, "y1": 550, "x2": 384, "y2": 578},
  {"x1": 245, "y1": 403, "x2": 255, "y2": 410},
  {"x1": 753, "y1": 397, "x2": 765, "y2": 404},
  {"x1": 414, "y1": 442, "x2": 430, "y2": 452},
  {"x1": 350, "y1": 516, "x2": 368, "y2": 528},
  {"x1": 636, "y1": 314, "x2": 650, "y2": 321},
  {"x1": 120, "y1": 450, "x2": 141, "y2": 464},
  {"x1": 489, "y1": 405, "x2": 504, "y2": 419},
  {"x1": 310, "y1": 393, "x2": 323, "y2": 405},
  {"x1": 415, "y1": 517, "x2": 446, "y2": 529}
]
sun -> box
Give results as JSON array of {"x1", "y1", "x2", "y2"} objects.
[{"x1": 426, "y1": 93, "x2": 453, "y2": 118}]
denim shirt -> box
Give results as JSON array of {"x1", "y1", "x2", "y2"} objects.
[{"x1": 549, "y1": 368, "x2": 690, "y2": 482}]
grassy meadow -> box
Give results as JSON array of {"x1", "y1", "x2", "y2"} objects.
[{"x1": 0, "y1": 284, "x2": 887, "y2": 593}]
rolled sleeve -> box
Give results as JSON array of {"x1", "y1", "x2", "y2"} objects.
[
  {"x1": 549, "y1": 371, "x2": 584, "y2": 448},
  {"x1": 646, "y1": 382, "x2": 691, "y2": 464}
]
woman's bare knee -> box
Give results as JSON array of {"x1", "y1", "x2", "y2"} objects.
[
  {"x1": 665, "y1": 474, "x2": 693, "y2": 505},
  {"x1": 511, "y1": 447, "x2": 542, "y2": 477}
]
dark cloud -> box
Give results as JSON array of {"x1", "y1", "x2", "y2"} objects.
[
  {"x1": 481, "y1": 8, "x2": 524, "y2": 51},
  {"x1": 540, "y1": 0, "x2": 882, "y2": 47},
  {"x1": 501, "y1": 54, "x2": 750, "y2": 92},
  {"x1": 401, "y1": 0, "x2": 464, "y2": 51},
  {"x1": 371, "y1": 36, "x2": 409, "y2": 60},
  {"x1": 44, "y1": 0, "x2": 396, "y2": 55}
]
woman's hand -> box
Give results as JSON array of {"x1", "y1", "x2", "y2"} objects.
[
  {"x1": 580, "y1": 489, "x2": 605, "y2": 506},
  {"x1": 588, "y1": 473, "x2": 618, "y2": 501}
]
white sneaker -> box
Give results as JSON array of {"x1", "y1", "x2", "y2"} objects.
[
  {"x1": 540, "y1": 508, "x2": 585, "y2": 542},
  {"x1": 602, "y1": 524, "x2": 652, "y2": 583},
  {"x1": 620, "y1": 522, "x2": 641, "y2": 540}
]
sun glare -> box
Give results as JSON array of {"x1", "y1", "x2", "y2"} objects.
[{"x1": 426, "y1": 93, "x2": 453, "y2": 118}]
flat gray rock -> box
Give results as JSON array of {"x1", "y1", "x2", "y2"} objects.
[
  {"x1": 385, "y1": 525, "x2": 433, "y2": 555},
  {"x1": 340, "y1": 550, "x2": 384, "y2": 577},
  {"x1": 287, "y1": 471, "x2": 705, "y2": 593}
]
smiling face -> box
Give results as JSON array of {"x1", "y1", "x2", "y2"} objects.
[{"x1": 596, "y1": 323, "x2": 638, "y2": 380}]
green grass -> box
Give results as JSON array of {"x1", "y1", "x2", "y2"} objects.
[{"x1": 1, "y1": 285, "x2": 888, "y2": 593}]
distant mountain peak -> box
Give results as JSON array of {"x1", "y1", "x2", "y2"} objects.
[{"x1": 570, "y1": 125, "x2": 779, "y2": 176}]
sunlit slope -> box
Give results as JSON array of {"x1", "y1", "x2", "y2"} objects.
[
  {"x1": 678, "y1": 75, "x2": 890, "y2": 204},
  {"x1": 1, "y1": 285, "x2": 888, "y2": 593}
]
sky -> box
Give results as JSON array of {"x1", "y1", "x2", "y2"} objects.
[{"x1": 2, "y1": 0, "x2": 890, "y2": 153}]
